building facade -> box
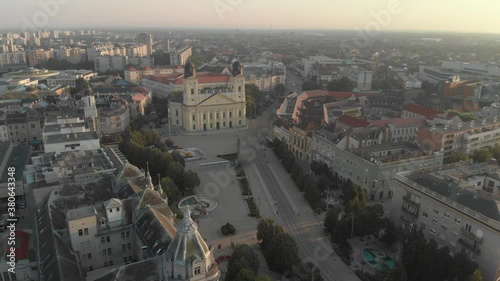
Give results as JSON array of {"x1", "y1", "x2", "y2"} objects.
[
  {"x1": 392, "y1": 164, "x2": 500, "y2": 281},
  {"x1": 169, "y1": 62, "x2": 247, "y2": 133},
  {"x1": 170, "y1": 46, "x2": 192, "y2": 66}
]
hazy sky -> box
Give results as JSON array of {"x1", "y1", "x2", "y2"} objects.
[{"x1": 2, "y1": 0, "x2": 500, "y2": 34}]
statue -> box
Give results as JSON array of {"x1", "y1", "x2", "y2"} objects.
[
  {"x1": 184, "y1": 62, "x2": 196, "y2": 78},
  {"x1": 232, "y1": 61, "x2": 243, "y2": 76}
]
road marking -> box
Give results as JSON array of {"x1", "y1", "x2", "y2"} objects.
[
  {"x1": 252, "y1": 163, "x2": 278, "y2": 214},
  {"x1": 267, "y1": 164, "x2": 299, "y2": 215}
]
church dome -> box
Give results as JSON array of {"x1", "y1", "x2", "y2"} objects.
[{"x1": 165, "y1": 208, "x2": 210, "y2": 265}]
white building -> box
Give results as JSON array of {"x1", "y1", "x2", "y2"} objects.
[
  {"x1": 136, "y1": 33, "x2": 153, "y2": 56},
  {"x1": 396, "y1": 73, "x2": 422, "y2": 89},
  {"x1": 0, "y1": 52, "x2": 27, "y2": 67},
  {"x1": 391, "y1": 163, "x2": 500, "y2": 281},
  {"x1": 124, "y1": 65, "x2": 184, "y2": 85},
  {"x1": 47, "y1": 69, "x2": 97, "y2": 88},
  {"x1": 95, "y1": 56, "x2": 154, "y2": 72},
  {"x1": 170, "y1": 46, "x2": 192, "y2": 66}
]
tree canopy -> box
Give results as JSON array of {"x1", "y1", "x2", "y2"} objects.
[{"x1": 326, "y1": 76, "x2": 354, "y2": 92}]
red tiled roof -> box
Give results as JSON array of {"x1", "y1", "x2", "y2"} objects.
[
  {"x1": 133, "y1": 93, "x2": 146, "y2": 102},
  {"x1": 13, "y1": 231, "x2": 30, "y2": 260},
  {"x1": 143, "y1": 66, "x2": 154, "y2": 71},
  {"x1": 126, "y1": 67, "x2": 137, "y2": 71},
  {"x1": 338, "y1": 115, "x2": 370, "y2": 128},
  {"x1": 403, "y1": 103, "x2": 442, "y2": 117},
  {"x1": 198, "y1": 75, "x2": 231, "y2": 84}
]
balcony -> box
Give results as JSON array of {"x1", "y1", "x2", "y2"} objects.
[
  {"x1": 401, "y1": 205, "x2": 419, "y2": 217},
  {"x1": 403, "y1": 195, "x2": 421, "y2": 208},
  {"x1": 458, "y1": 238, "x2": 481, "y2": 254},
  {"x1": 460, "y1": 227, "x2": 483, "y2": 243}
]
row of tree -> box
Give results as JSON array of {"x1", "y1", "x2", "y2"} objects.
[
  {"x1": 446, "y1": 144, "x2": 500, "y2": 164},
  {"x1": 118, "y1": 125, "x2": 200, "y2": 201},
  {"x1": 271, "y1": 139, "x2": 324, "y2": 211},
  {"x1": 257, "y1": 218, "x2": 324, "y2": 281},
  {"x1": 225, "y1": 244, "x2": 272, "y2": 281}
]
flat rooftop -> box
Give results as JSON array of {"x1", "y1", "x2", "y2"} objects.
[{"x1": 44, "y1": 131, "x2": 99, "y2": 144}]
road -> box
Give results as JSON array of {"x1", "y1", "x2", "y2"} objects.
[
  {"x1": 285, "y1": 66, "x2": 304, "y2": 92},
  {"x1": 242, "y1": 106, "x2": 359, "y2": 281}
]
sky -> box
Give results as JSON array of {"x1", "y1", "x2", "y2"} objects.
[{"x1": 1, "y1": 0, "x2": 500, "y2": 34}]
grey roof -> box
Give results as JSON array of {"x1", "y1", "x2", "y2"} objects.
[
  {"x1": 409, "y1": 174, "x2": 500, "y2": 221},
  {"x1": 44, "y1": 131, "x2": 99, "y2": 144},
  {"x1": 103, "y1": 198, "x2": 123, "y2": 209},
  {"x1": 95, "y1": 256, "x2": 165, "y2": 281},
  {"x1": 66, "y1": 206, "x2": 96, "y2": 220},
  {"x1": 36, "y1": 197, "x2": 84, "y2": 281},
  {"x1": 0, "y1": 141, "x2": 12, "y2": 168},
  {"x1": 1, "y1": 144, "x2": 30, "y2": 182}
]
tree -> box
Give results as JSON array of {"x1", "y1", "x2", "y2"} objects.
[
  {"x1": 288, "y1": 261, "x2": 324, "y2": 281},
  {"x1": 380, "y1": 220, "x2": 398, "y2": 247},
  {"x1": 302, "y1": 80, "x2": 321, "y2": 91},
  {"x1": 257, "y1": 218, "x2": 282, "y2": 247},
  {"x1": 246, "y1": 94, "x2": 256, "y2": 118},
  {"x1": 171, "y1": 151, "x2": 186, "y2": 167},
  {"x1": 165, "y1": 137, "x2": 174, "y2": 148},
  {"x1": 160, "y1": 177, "x2": 182, "y2": 202},
  {"x1": 468, "y1": 268, "x2": 483, "y2": 281},
  {"x1": 326, "y1": 76, "x2": 354, "y2": 91},
  {"x1": 182, "y1": 170, "x2": 200, "y2": 193},
  {"x1": 226, "y1": 244, "x2": 260, "y2": 281},
  {"x1": 188, "y1": 53, "x2": 204, "y2": 66},
  {"x1": 221, "y1": 223, "x2": 236, "y2": 236},
  {"x1": 263, "y1": 231, "x2": 300, "y2": 273},
  {"x1": 274, "y1": 83, "x2": 287, "y2": 97},
  {"x1": 447, "y1": 151, "x2": 469, "y2": 164},
  {"x1": 324, "y1": 207, "x2": 340, "y2": 234},
  {"x1": 472, "y1": 147, "x2": 493, "y2": 163}
]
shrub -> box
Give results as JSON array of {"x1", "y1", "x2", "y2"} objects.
[
  {"x1": 246, "y1": 197, "x2": 260, "y2": 217},
  {"x1": 239, "y1": 178, "x2": 252, "y2": 196},
  {"x1": 221, "y1": 223, "x2": 236, "y2": 236}
]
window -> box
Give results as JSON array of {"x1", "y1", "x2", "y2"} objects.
[
  {"x1": 116, "y1": 207, "x2": 120, "y2": 212},
  {"x1": 108, "y1": 248, "x2": 112, "y2": 255},
  {"x1": 238, "y1": 111, "x2": 241, "y2": 117},
  {"x1": 80, "y1": 242, "x2": 85, "y2": 250},
  {"x1": 109, "y1": 208, "x2": 112, "y2": 213},
  {"x1": 121, "y1": 232, "x2": 125, "y2": 239},
  {"x1": 229, "y1": 112, "x2": 232, "y2": 118},
  {"x1": 89, "y1": 266, "x2": 93, "y2": 271},
  {"x1": 433, "y1": 208, "x2": 439, "y2": 214},
  {"x1": 78, "y1": 229, "x2": 83, "y2": 236},
  {"x1": 203, "y1": 114, "x2": 206, "y2": 121},
  {"x1": 430, "y1": 228, "x2": 436, "y2": 235},
  {"x1": 194, "y1": 266, "x2": 201, "y2": 275},
  {"x1": 455, "y1": 217, "x2": 461, "y2": 224},
  {"x1": 422, "y1": 212, "x2": 428, "y2": 218},
  {"x1": 239, "y1": 120, "x2": 241, "y2": 125},
  {"x1": 87, "y1": 253, "x2": 92, "y2": 259},
  {"x1": 106, "y1": 236, "x2": 111, "y2": 243},
  {"x1": 109, "y1": 261, "x2": 113, "y2": 266},
  {"x1": 126, "y1": 231, "x2": 130, "y2": 238},
  {"x1": 444, "y1": 212, "x2": 450, "y2": 219},
  {"x1": 176, "y1": 110, "x2": 178, "y2": 117},
  {"x1": 465, "y1": 223, "x2": 472, "y2": 232},
  {"x1": 127, "y1": 243, "x2": 131, "y2": 250},
  {"x1": 223, "y1": 112, "x2": 226, "y2": 118},
  {"x1": 192, "y1": 115, "x2": 195, "y2": 121},
  {"x1": 432, "y1": 218, "x2": 438, "y2": 224},
  {"x1": 128, "y1": 256, "x2": 133, "y2": 262},
  {"x1": 124, "y1": 257, "x2": 128, "y2": 263},
  {"x1": 193, "y1": 125, "x2": 196, "y2": 130},
  {"x1": 122, "y1": 244, "x2": 126, "y2": 252},
  {"x1": 86, "y1": 241, "x2": 90, "y2": 249},
  {"x1": 103, "y1": 249, "x2": 107, "y2": 256},
  {"x1": 190, "y1": 89, "x2": 194, "y2": 95}
]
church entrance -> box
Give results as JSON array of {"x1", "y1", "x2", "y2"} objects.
[{"x1": 216, "y1": 122, "x2": 220, "y2": 130}]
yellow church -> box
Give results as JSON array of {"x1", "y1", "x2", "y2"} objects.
[{"x1": 168, "y1": 61, "x2": 247, "y2": 133}]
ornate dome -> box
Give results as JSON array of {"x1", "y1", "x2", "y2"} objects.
[
  {"x1": 165, "y1": 208, "x2": 210, "y2": 265},
  {"x1": 232, "y1": 61, "x2": 244, "y2": 76},
  {"x1": 184, "y1": 62, "x2": 196, "y2": 78}
]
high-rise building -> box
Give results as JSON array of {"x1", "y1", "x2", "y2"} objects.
[
  {"x1": 136, "y1": 33, "x2": 153, "y2": 56},
  {"x1": 170, "y1": 46, "x2": 192, "y2": 66}
]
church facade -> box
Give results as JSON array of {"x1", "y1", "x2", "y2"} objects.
[{"x1": 169, "y1": 61, "x2": 247, "y2": 133}]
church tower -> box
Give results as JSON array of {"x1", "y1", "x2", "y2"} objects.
[
  {"x1": 230, "y1": 61, "x2": 245, "y2": 103},
  {"x1": 182, "y1": 62, "x2": 199, "y2": 106},
  {"x1": 144, "y1": 162, "x2": 155, "y2": 191}
]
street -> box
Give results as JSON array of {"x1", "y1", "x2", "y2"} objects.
[{"x1": 242, "y1": 104, "x2": 360, "y2": 281}]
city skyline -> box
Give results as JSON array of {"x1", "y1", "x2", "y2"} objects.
[{"x1": 1, "y1": 0, "x2": 500, "y2": 35}]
